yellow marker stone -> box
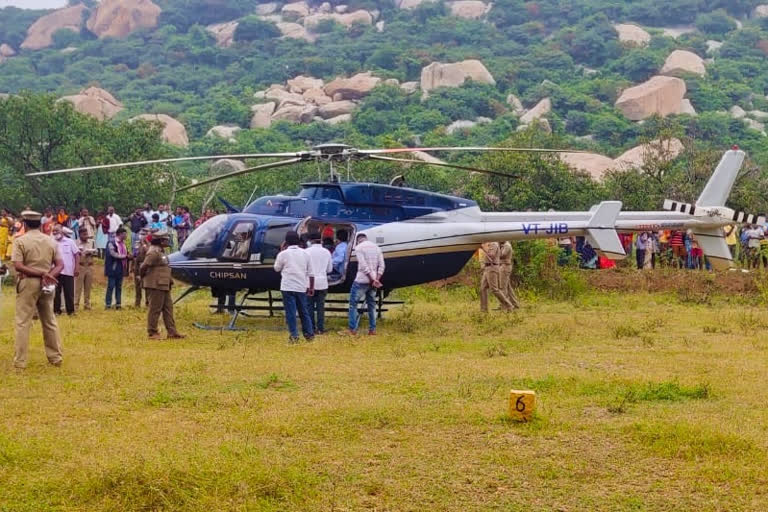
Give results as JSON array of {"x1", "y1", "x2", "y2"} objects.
[{"x1": 509, "y1": 389, "x2": 536, "y2": 421}]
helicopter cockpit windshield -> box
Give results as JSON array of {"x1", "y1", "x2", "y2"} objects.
[{"x1": 180, "y1": 214, "x2": 228, "y2": 258}]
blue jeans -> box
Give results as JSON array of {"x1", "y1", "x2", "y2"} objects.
[
  {"x1": 308, "y1": 289, "x2": 328, "y2": 333},
  {"x1": 349, "y1": 281, "x2": 377, "y2": 332},
  {"x1": 282, "y1": 291, "x2": 313, "y2": 339},
  {"x1": 106, "y1": 275, "x2": 123, "y2": 307}
]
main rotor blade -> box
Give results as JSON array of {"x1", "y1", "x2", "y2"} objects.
[
  {"x1": 27, "y1": 152, "x2": 306, "y2": 177},
  {"x1": 361, "y1": 147, "x2": 584, "y2": 155},
  {"x1": 174, "y1": 157, "x2": 304, "y2": 193},
  {"x1": 368, "y1": 155, "x2": 519, "y2": 179}
]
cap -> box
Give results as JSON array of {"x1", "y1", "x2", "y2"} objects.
[
  {"x1": 151, "y1": 232, "x2": 170, "y2": 242},
  {"x1": 62, "y1": 227, "x2": 74, "y2": 237},
  {"x1": 20, "y1": 210, "x2": 42, "y2": 221},
  {"x1": 139, "y1": 227, "x2": 150, "y2": 235}
]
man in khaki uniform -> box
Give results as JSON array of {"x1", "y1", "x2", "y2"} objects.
[
  {"x1": 11, "y1": 210, "x2": 64, "y2": 369},
  {"x1": 75, "y1": 226, "x2": 97, "y2": 310},
  {"x1": 133, "y1": 228, "x2": 150, "y2": 308},
  {"x1": 499, "y1": 241, "x2": 521, "y2": 309},
  {"x1": 479, "y1": 241, "x2": 514, "y2": 312},
  {"x1": 140, "y1": 233, "x2": 185, "y2": 340}
]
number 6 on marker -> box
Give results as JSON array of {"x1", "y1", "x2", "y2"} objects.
[{"x1": 515, "y1": 395, "x2": 526, "y2": 412}]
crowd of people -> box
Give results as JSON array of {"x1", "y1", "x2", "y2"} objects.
[
  {"x1": 0, "y1": 203, "x2": 221, "y2": 314},
  {"x1": 556, "y1": 225, "x2": 765, "y2": 271}
]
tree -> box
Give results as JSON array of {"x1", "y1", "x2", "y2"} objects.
[
  {"x1": 234, "y1": 16, "x2": 281, "y2": 43},
  {"x1": 0, "y1": 94, "x2": 170, "y2": 211}
]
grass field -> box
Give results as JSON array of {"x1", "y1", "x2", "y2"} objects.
[{"x1": 1, "y1": 277, "x2": 767, "y2": 511}]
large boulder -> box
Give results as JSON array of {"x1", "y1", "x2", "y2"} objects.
[
  {"x1": 615, "y1": 76, "x2": 686, "y2": 121},
  {"x1": 206, "y1": 124, "x2": 241, "y2": 141},
  {"x1": 446, "y1": 120, "x2": 477, "y2": 134},
  {"x1": 420, "y1": 60, "x2": 495, "y2": 94},
  {"x1": 272, "y1": 104, "x2": 318, "y2": 123},
  {"x1": 519, "y1": 98, "x2": 551, "y2": 124},
  {"x1": 211, "y1": 159, "x2": 246, "y2": 174},
  {"x1": 265, "y1": 87, "x2": 307, "y2": 108},
  {"x1": 706, "y1": 40, "x2": 723, "y2": 55},
  {"x1": 754, "y1": 5, "x2": 768, "y2": 18},
  {"x1": 276, "y1": 22, "x2": 315, "y2": 42},
  {"x1": 744, "y1": 118, "x2": 767, "y2": 136},
  {"x1": 559, "y1": 152, "x2": 617, "y2": 180},
  {"x1": 86, "y1": 0, "x2": 161, "y2": 40},
  {"x1": 60, "y1": 87, "x2": 124, "y2": 121},
  {"x1": 21, "y1": 3, "x2": 88, "y2": 50},
  {"x1": 287, "y1": 75, "x2": 324, "y2": 93},
  {"x1": 206, "y1": 21, "x2": 238, "y2": 48},
  {"x1": 324, "y1": 72, "x2": 381, "y2": 100},
  {"x1": 255, "y1": 2, "x2": 279, "y2": 15},
  {"x1": 614, "y1": 138, "x2": 684, "y2": 169},
  {"x1": 400, "y1": 81, "x2": 420, "y2": 94},
  {"x1": 250, "y1": 103, "x2": 276, "y2": 129},
  {"x1": 302, "y1": 88, "x2": 333, "y2": 106},
  {"x1": 131, "y1": 114, "x2": 189, "y2": 147},
  {"x1": 506, "y1": 94, "x2": 525, "y2": 115},
  {"x1": 304, "y1": 10, "x2": 373, "y2": 29},
  {"x1": 613, "y1": 24, "x2": 651, "y2": 46},
  {"x1": 281, "y1": 1, "x2": 310, "y2": 22},
  {"x1": 0, "y1": 44, "x2": 15, "y2": 64},
  {"x1": 448, "y1": 1, "x2": 490, "y2": 19},
  {"x1": 322, "y1": 113, "x2": 352, "y2": 125},
  {"x1": 318, "y1": 100, "x2": 357, "y2": 119},
  {"x1": 729, "y1": 105, "x2": 747, "y2": 119},
  {"x1": 679, "y1": 99, "x2": 697, "y2": 116},
  {"x1": 660, "y1": 50, "x2": 706, "y2": 77}
]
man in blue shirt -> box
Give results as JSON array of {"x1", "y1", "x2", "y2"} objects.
[{"x1": 331, "y1": 230, "x2": 349, "y2": 280}]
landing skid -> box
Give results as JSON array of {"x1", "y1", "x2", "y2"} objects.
[{"x1": 193, "y1": 290, "x2": 404, "y2": 331}]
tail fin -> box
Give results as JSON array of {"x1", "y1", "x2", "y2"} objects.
[
  {"x1": 586, "y1": 201, "x2": 625, "y2": 260},
  {"x1": 693, "y1": 228, "x2": 733, "y2": 270},
  {"x1": 696, "y1": 149, "x2": 745, "y2": 207}
]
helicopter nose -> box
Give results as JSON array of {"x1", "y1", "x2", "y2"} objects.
[{"x1": 168, "y1": 251, "x2": 193, "y2": 285}]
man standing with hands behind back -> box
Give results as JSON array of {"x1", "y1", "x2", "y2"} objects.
[
  {"x1": 342, "y1": 233, "x2": 385, "y2": 336},
  {"x1": 11, "y1": 210, "x2": 64, "y2": 369}
]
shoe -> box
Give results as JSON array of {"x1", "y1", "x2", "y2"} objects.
[
  {"x1": 315, "y1": 330, "x2": 326, "y2": 336},
  {"x1": 368, "y1": 330, "x2": 377, "y2": 336},
  {"x1": 115, "y1": 305, "x2": 122, "y2": 311},
  {"x1": 148, "y1": 333, "x2": 163, "y2": 340},
  {"x1": 288, "y1": 336, "x2": 300, "y2": 344},
  {"x1": 337, "y1": 329, "x2": 358, "y2": 336},
  {"x1": 167, "y1": 333, "x2": 186, "y2": 339},
  {"x1": 84, "y1": 306, "x2": 91, "y2": 311},
  {"x1": 304, "y1": 336, "x2": 315, "y2": 343},
  {"x1": 105, "y1": 305, "x2": 112, "y2": 310},
  {"x1": 50, "y1": 360, "x2": 62, "y2": 367}
]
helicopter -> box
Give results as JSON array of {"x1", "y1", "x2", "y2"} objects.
[{"x1": 31, "y1": 144, "x2": 757, "y2": 310}]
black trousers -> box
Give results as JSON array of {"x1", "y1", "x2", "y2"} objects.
[{"x1": 54, "y1": 274, "x2": 75, "y2": 315}]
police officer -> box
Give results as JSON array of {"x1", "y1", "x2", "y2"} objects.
[
  {"x1": 11, "y1": 210, "x2": 65, "y2": 369},
  {"x1": 499, "y1": 241, "x2": 521, "y2": 310},
  {"x1": 479, "y1": 241, "x2": 514, "y2": 313},
  {"x1": 140, "y1": 232, "x2": 185, "y2": 340}
]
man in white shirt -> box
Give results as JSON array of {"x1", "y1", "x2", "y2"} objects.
[
  {"x1": 342, "y1": 233, "x2": 385, "y2": 336},
  {"x1": 142, "y1": 202, "x2": 157, "y2": 225},
  {"x1": 105, "y1": 205, "x2": 122, "y2": 242},
  {"x1": 305, "y1": 232, "x2": 333, "y2": 335},
  {"x1": 157, "y1": 204, "x2": 170, "y2": 224},
  {"x1": 274, "y1": 230, "x2": 315, "y2": 343}
]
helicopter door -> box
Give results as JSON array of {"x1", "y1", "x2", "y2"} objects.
[
  {"x1": 220, "y1": 221, "x2": 255, "y2": 262},
  {"x1": 296, "y1": 218, "x2": 356, "y2": 286}
]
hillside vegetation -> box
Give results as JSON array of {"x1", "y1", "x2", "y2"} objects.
[{"x1": 2, "y1": 0, "x2": 768, "y2": 212}]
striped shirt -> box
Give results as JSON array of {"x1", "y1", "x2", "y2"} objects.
[{"x1": 354, "y1": 240, "x2": 385, "y2": 284}]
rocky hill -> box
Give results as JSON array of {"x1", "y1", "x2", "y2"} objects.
[{"x1": 3, "y1": 0, "x2": 768, "y2": 182}]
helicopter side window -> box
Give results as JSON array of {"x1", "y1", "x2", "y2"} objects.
[
  {"x1": 221, "y1": 222, "x2": 254, "y2": 262},
  {"x1": 261, "y1": 222, "x2": 294, "y2": 264},
  {"x1": 181, "y1": 214, "x2": 228, "y2": 258}
]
